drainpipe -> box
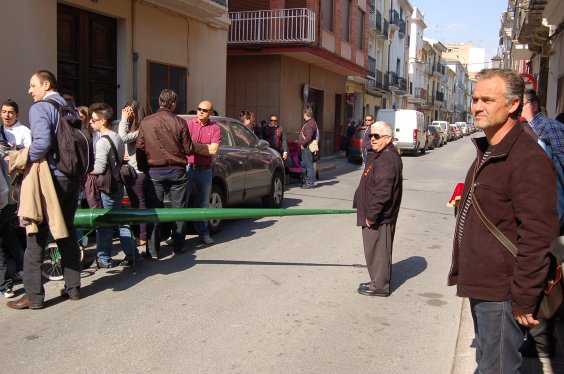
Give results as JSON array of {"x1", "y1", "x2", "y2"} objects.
[{"x1": 132, "y1": 1, "x2": 138, "y2": 100}]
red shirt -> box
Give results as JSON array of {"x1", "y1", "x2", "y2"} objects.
[{"x1": 186, "y1": 117, "x2": 221, "y2": 166}]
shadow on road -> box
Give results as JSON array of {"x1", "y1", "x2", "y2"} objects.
[{"x1": 391, "y1": 255, "x2": 427, "y2": 292}]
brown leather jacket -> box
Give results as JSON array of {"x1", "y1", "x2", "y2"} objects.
[
  {"x1": 448, "y1": 124, "x2": 559, "y2": 315},
  {"x1": 136, "y1": 108, "x2": 194, "y2": 171}
]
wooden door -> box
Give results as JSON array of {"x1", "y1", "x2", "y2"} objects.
[{"x1": 57, "y1": 4, "x2": 116, "y2": 111}]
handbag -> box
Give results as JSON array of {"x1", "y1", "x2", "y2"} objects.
[
  {"x1": 308, "y1": 139, "x2": 319, "y2": 153},
  {"x1": 103, "y1": 135, "x2": 137, "y2": 187},
  {"x1": 470, "y1": 163, "x2": 563, "y2": 320}
]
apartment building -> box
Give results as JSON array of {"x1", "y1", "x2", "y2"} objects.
[
  {"x1": 406, "y1": 7, "x2": 426, "y2": 112},
  {"x1": 227, "y1": 0, "x2": 368, "y2": 155},
  {"x1": 503, "y1": 0, "x2": 564, "y2": 116},
  {"x1": 0, "y1": 0, "x2": 229, "y2": 123}
]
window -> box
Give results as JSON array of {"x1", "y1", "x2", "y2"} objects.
[
  {"x1": 147, "y1": 61, "x2": 187, "y2": 114},
  {"x1": 231, "y1": 121, "x2": 258, "y2": 147},
  {"x1": 342, "y1": 0, "x2": 351, "y2": 42},
  {"x1": 322, "y1": 0, "x2": 333, "y2": 31},
  {"x1": 356, "y1": 8, "x2": 364, "y2": 50}
]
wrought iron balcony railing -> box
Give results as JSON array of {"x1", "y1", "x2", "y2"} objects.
[
  {"x1": 383, "y1": 19, "x2": 389, "y2": 39},
  {"x1": 228, "y1": 8, "x2": 316, "y2": 44},
  {"x1": 389, "y1": 9, "x2": 400, "y2": 27},
  {"x1": 398, "y1": 19, "x2": 406, "y2": 38},
  {"x1": 368, "y1": 56, "x2": 376, "y2": 78}
]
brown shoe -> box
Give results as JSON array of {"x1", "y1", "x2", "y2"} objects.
[
  {"x1": 7, "y1": 294, "x2": 44, "y2": 309},
  {"x1": 60, "y1": 288, "x2": 80, "y2": 301}
]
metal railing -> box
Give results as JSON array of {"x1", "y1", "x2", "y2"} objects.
[
  {"x1": 369, "y1": 10, "x2": 382, "y2": 32},
  {"x1": 436, "y1": 91, "x2": 445, "y2": 102},
  {"x1": 389, "y1": 9, "x2": 400, "y2": 27},
  {"x1": 414, "y1": 87, "x2": 427, "y2": 100},
  {"x1": 368, "y1": 56, "x2": 376, "y2": 78},
  {"x1": 383, "y1": 19, "x2": 389, "y2": 38},
  {"x1": 387, "y1": 71, "x2": 399, "y2": 88},
  {"x1": 398, "y1": 19, "x2": 406, "y2": 38},
  {"x1": 397, "y1": 76, "x2": 407, "y2": 93},
  {"x1": 375, "y1": 69, "x2": 384, "y2": 90},
  {"x1": 228, "y1": 8, "x2": 316, "y2": 44}
]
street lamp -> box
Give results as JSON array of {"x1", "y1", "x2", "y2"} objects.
[{"x1": 491, "y1": 54, "x2": 502, "y2": 69}]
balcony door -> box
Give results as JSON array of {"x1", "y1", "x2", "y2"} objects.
[{"x1": 57, "y1": 4, "x2": 117, "y2": 110}]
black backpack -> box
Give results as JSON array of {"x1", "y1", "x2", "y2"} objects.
[{"x1": 41, "y1": 99, "x2": 93, "y2": 177}]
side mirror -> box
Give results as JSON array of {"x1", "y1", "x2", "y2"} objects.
[{"x1": 257, "y1": 139, "x2": 270, "y2": 151}]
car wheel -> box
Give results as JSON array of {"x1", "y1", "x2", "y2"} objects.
[
  {"x1": 207, "y1": 184, "x2": 224, "y2": 235},
  {"x1": 262, "y1": 171, "x2": 284, "y2": 208}
]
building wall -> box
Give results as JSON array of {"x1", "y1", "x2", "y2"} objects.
[
  {"x1": 226, "y1": 54, "x2": 346, "y2": 155},
  {"x1": 0, "y1": 0, "x2": 227, "y2": 124}
]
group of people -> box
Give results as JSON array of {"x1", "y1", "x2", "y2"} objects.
[
  {"x1": 354, "y1": 68, "x2": 564, "y2": 372},
  {"x1": 0, "y1": 70, "x2": 222, "y2": 309},
  {"x1": 240, "y1": 108, "x2": 320, "y2": 189}
]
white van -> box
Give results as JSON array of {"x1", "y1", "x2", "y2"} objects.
[
  {"x1": 376, "y1": 109, "x2": 427, "y2": 155},
  {"x1": 455, "y1": 121, "x2": 468, "y2": 136},
  {"x1": 432, "y1": 120, "x2": 449, "y2": 144}
]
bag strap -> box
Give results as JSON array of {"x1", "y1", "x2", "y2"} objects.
[
  {"x1": 101, "y1": 135, "x2": 121, "y2": 169},
  {"x1": 470, "y1": 161, "x2": 519, "y2": 257}
]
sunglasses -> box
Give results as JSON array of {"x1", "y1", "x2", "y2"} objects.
[
  {"x1": 270, "y1": 119, "x2": 277, "y2": 122},
  {"x1": 369, "y1": 133, "x2": 389, "y2": 140},
  {"x1": 197, "y1": 107, "x2": 211, "y2": 113}
]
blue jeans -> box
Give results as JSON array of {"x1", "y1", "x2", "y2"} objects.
[
  {"x1": 186, "y1": 166, "x2": 212, "y2": 237},
  {"x1": 146, "y1": 169, "x2": 187, "y2": 255},
  {"x1": 300, "y1": 147, "x2": 315, "y2": 186},
  {"x1": 470, "y1": 299, "x2": 523, "y2": 374},
  {"x1": 96, "y1": 183, "x2": 139, "y2": 264}
]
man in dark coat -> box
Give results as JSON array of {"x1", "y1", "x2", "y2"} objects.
[
  {"x1": 448, "y1": 68, "x2": 559, "y2": 373},
  {"x1": 353, "y1": 121, "x2": 402, "y2": 297}
]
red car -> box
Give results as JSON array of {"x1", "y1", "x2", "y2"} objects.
[{"x1": 347, "y1": 126, "x2": 367, "y2": 163}]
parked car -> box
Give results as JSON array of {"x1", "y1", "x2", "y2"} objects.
[
  {"x1": 427, "y1": 125, "x2": 442, "y2": 149},
  {"x1": 448, "y1": 124, "x2": 459, "y2": 141},
  {"x1": 347, "y1": 126, "x2": 367, "y2": 163},
  {"x1": 179, "y1": 115, "x2": 285, "y2": 233},
  {"x1": 377, "y1": 109, "x2": 427, "y2": 155},
  {"x1": 455, "y1": 121, "x2": 468, "y2": 136},
  {"x1": 431, "y1": 121, "x2": 449, "y2": 144}
]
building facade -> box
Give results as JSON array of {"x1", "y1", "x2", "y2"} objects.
[{"x1": 0, "y1": 0, "x2": 229, "y2": 123}]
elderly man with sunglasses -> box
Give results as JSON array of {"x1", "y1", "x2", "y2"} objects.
[
  {"x1": 353, "y1": 121, "x2": 402, "y2": 297},
  {"x1": 185, "y1": 100, "x2": 221, "y2": 245}
]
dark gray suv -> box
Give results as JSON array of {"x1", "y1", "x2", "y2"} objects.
[{"x1": 180, "y1": 115, "x2": 285, "y2": 233}]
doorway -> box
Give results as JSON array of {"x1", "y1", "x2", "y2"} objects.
[{"x1": 57, "y1": 4, "x2": 117, "y2": 111}]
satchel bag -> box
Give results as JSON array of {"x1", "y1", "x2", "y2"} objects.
[
  {"x1": 308, "y1": 139, "x2": 319, "y2": 153},
  {"x1": 103, "y1": 135, "x2": 137, "y2": 187},
  {"x1": 470, "y1": 164, "x2": 563, "y2": 320}
]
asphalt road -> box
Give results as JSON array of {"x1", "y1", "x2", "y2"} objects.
[{"x1": 1, "y1": 136, "x2": 480, "y2": 373}]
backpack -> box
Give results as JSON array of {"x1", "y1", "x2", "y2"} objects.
[{"x1": 41, "y1": 99, "x2": 93, "y2": 177}]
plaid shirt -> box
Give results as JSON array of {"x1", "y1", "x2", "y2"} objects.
[{"x1": 529, "y1": 112, "x2": 564, "y2": 170}]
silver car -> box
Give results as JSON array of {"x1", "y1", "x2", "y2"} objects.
[{"x1": 180, "y1": 115, "x2": 285, "y2": 233}]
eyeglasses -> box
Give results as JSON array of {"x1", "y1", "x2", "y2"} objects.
[
  {"x1": 270, "y1": 119, "x2": 277, "y2": 122},
  {"x1": 365, "y1": 118, "x2": 374, "y2": 122},
  {"x1": 369, "y1": 133, "x2": 389, "y2": 140},
  {"x1": 90, "y1": 116, "x2": 103, "y2": 123},
  {"x1": 197, "y1": 107, "x2": 211, "y2": 113}
]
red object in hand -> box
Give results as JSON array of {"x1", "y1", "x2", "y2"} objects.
[{"x1": 447, "y1": 183, "x2": 464, "y2": 207}]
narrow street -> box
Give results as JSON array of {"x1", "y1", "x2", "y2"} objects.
[{"x1": 3, "y1": 136, "x2": 476, "y2": 373}]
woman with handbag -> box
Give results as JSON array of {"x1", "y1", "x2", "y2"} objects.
[
  {"x1": 88, "y1": 103, "x2": 142, "y2": 268},
  {"x1": 118, "y1": 100, "x2": 147, "y2": 247}
]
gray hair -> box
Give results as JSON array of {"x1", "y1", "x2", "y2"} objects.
[
  {"x1": 303, "y1": 107, "x2": 314, "y2": 118},
  {"x1": 475, "y1": 68, "x2": 524, "y2": 119},
  {"x1": 371, "y1": 121, "x2": 393, "y2": 136},
  {"x1": 159, "y1": 89, "x2": 177, "y2": 109}
]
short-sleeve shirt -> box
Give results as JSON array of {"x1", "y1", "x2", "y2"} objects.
[{"x1": 187, "y1": 117, "x2": 221, "y2": 166}]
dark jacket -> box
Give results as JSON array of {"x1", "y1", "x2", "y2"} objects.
[
  {"x1": 448, "y1": 124, "x2": 559, "y2": 315},
  {"x1": 353, "y1": 143, "x2": 402, "y2": 226},
  {"x1": 136, "y1": 108, "x2": 194, "y2": 171},
  {"x1": 299, "y1": 118, "x2": 317, "y2": 147},
  {"x1": 262, "y1": 124, "x2": 288, "y2": 153}
]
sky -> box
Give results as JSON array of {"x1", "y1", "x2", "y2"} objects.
[{"x1": 410, "y1": 0, "x2": 508, "y2": 64}]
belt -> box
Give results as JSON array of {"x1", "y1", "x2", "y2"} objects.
[{"x1": 189, "y1": 164, "x2": 211, "y2": 170}]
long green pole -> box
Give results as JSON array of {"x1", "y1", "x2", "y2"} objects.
[{"x1": 74, "y1": 208, "x2": 357, "y2": 229}]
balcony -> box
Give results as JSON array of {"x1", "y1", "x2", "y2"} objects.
[
  {"x1": 367, "y1": 56, "x2": 376, "y2": 78},
  {"x1": 383, "y1": 19, "x2": 389, "y2": 39},
  {"x1": 398, "y1": 19, "x2": 406, "y2": 38},
  {"x1": 228, "y1": 8, "x2": 316, "y2": 45},
  {"x1": 387, "y1": 71, "x2": 399, "y2": 90},
  {"x1": 369, "y1": 10, "x2": 383, "y2": 34},
  {"x1": 389, "y1": 9, "x2": 400, "y2": 29},
  {"x1": 408, "y1": 87, "x2": 427, "y2": 104},
  {"x1": 435, "y1": 91, "x2": 445, "y2": 103},
  {"x1": 367, "y1": 69, "x2": 387, "y2": 93},
  {"x1": 396, "y1": 76, "x2": 407, "y2": 95}
]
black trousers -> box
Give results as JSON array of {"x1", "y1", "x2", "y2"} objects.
[
  {"x1": 24, "y1": 176, "x2": 81, "y2": 303},
  {"x1": 361, "y1": 222, "x2": 396, "y2": 293}
]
